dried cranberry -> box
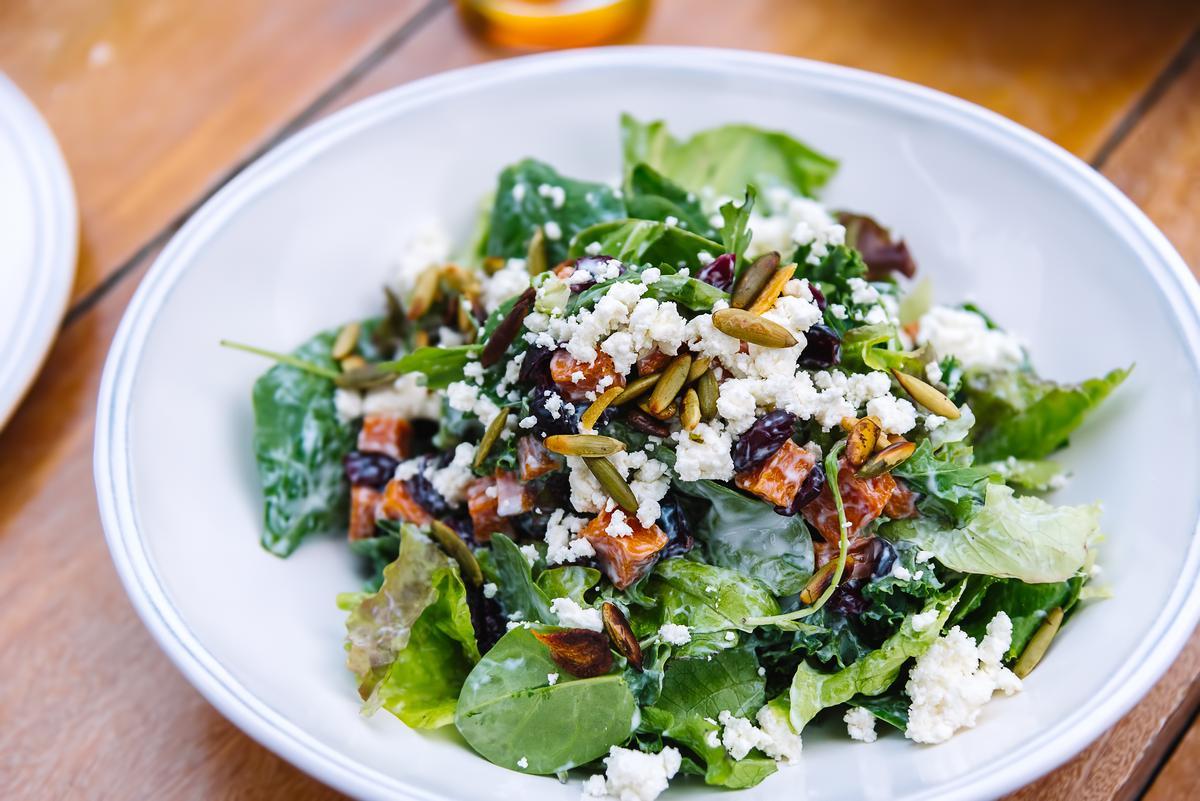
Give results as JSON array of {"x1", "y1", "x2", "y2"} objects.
[
  {"x1": 732, "y1": 410, "x2": 797, "y2": 473},
  {"x1": 808, "y1": 283, "x2": 827, "y2": 312},
  {"x1": 774, "y1": 461, "x2": 826, "y2": 516},
  {"x1": 530, "y1": 389, "x2": 578, "y2": 436},
  {"x1": 828, "y1": 579, "x2": 871, "y2": 616},
  {"x1": 519, "y1": 345, "x2": 555, "y2": 389},
  {"x1": 697, "y1": 253, "x2": 735, "y2": 292},
  {"x1": 625, "y1": 408, "x2": 671, "y2": 438},
  {"x1": 657, "y1": 494, "x2": 695, "y2": 558},
  {"x1": 798, "y1": 324, "x2": 841, "y2": 368},
  {"x1": 343, "y1": 450, "x2": 399, "y2": 489},
  {"x1": 871, "y1": 538, "x2": 898, "y2": 579},
  {"x1": 467, "y1": 586, "x2": 506, "y2": 654},
  {"x1": 405, "y1": 454, "x2": 451, "y2": 517}
]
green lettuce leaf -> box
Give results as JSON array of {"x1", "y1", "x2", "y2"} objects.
[
  {"x1": 380, "y1": 345, "x2": 483, "y2": 389},
  {"x1": 888, "y1": 483, "x2": 1100, "y2": 583},
  {"x1": 624, "y1": 163, "x2": 718, "y2": 238},
  {"x1": 620, "y1": 114, "x2": 837, "y2": 199},
  {"x1": 486, "y1": 158, "x2": 626, "y2": 264},
  {"x1": 892, "y1": 440, "x2": 993, "y2": 527},
  {"x1": 251, "y1": 328, "x2": 353, "y2": 556},
  {"x1": 455, "y1": 626, "x2": 637, "y2": 773},
  {"x1": 645, "y1": 559, "x2": 781, "y2": 643},
  {"x1": 986, "y1": 457, "x2": 1066, "y2": 492},
  {"x1": 536, "y1": 566, "x2": 601, "y2": 605},
  {"x1": 787, "y1": 586, "x2": 963, "y2": 730},
  {"x1": 956, "y1": 575, "x2": 1085, "y2": 660},
  {"x1": 569, "y1": 218, "x2": 725, "y2": 271},
  {"x1": 966, "y1": 366, "x2": 1130, "y2": 461},
  {"x1": 673, "y1": 479, "x2": 814, "y2": 595}
]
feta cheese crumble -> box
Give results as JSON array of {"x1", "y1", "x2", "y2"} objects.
[
  {"x1": 917, "y1": 306, "x2": 1024, "y2": 371},
  {"x1": 517, "y1": 756, "x2": 529, "y2": 769},
  {"x1": 658, "y1": 623, "x2": 692, "y2": 646},
  {"x1": 547, "y1": 672, "x2": 559, "y2": 686},
  {"x1": 844, "y1": 707, "x2": 878, "y2": 743},
  {"x1": 482, "y1": 582, "x2": 498, "y2": 599},
  {"x1": 543, "y1": 509, "x2": 595, "y2": 565},
  {"x1": 581, "y1": 746, "x2": 681, "y2": 801},
  {"x1": 550, "y1": 597, "x2": 603, "y2": 631}
]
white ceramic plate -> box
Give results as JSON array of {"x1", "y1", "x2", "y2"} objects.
[
  {"x1": 95, "y1": 48, "x2": 1200, "y2": 801},
  {"x1": 0, "y1": 74, "x2": 77, "y2": 430}
]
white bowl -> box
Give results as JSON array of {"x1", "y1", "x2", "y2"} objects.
[{"x1": 95, "y1": 48, "x2": 1200, "y2": 801}]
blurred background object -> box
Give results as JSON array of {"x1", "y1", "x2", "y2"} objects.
[{"x1": 457, "y1": 0, "x2": 649, "y2": 49}]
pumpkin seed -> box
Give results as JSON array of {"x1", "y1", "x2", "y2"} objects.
[
  {"x1": 875, "y1": 432, "x2": 891, "y2": 450},
  {"x1": 846, "y1": 416, "x2": 881, "y2": 467},
  {"x1": 544, "y1": 434, "x2": 626, "y2": 457},
  {"x1": 414, "y1": 329, "x2": 430, "y2": 348},
  {"x1": 857, "y1": 440, "x2": 917, "y2": 478},
  {"x1": 681, "y1": 388, "x2": 701, "y2": 431},
  {"x1": 712, "y1": 308, "x2": 797, "y2": 348},
  {"x1": 730, "y1": 251, "x2": 780, "y2": 309},
  {"x1": 429, "y1": 519, "x2": 482, "y2": 586},
  {"x1": 840, "y1": 416, "x2": 858, "y2": 433},
  {"x1": 474, "y1": 408, "x2": 511, "y2": 468},
  {"x1": 334, "y1": 362, "x2": 396, "y2": 390},
  {"x1": 800, "y1": 559, "x2": 838, "y2": 604},
  {"x1": 685, "y1": 355, "x2": 711, "y2": 385},
  {"x1": 602, "y1": 602, "x2": 643, "y2": 672},
  {"x1": 331, "y1": 322, "x2": 361, "y2": 361},
  {"x1": 696, "y1": 369, "x2": 718, "y2": 421},
  {"x1": 747, "y1": 262, "x2": 798, "y2": 315},
  {"x1": 891, "y1": 369, "x2": 960, "y2": 419},
  {"x1": 481, "y1": 256, "x2": 506, "y2": 275},
  {"x1": 613, "y1": 373, "x2": 659, "y2": 406},
  {"x1": 638, "y1": 398, "x2": 678, "y2": 421},
  {"x1": 584, "y1": 457, "x2": 638, "y2": 513},
  {"x1": 407, "y1": 266, "x2": 441, "y2": 320},
  {"x1": 440, "y1": 264, "x2": 481, "y2": 300},
  {"x1": 526, "y1": 226, "x2": 549, "y2": 276},
  {"x1": 648, "y1": 353, "x2": 691, "y2": 414},
  {"x1": 1013, "y1": 606, "x2": 1064, "y2": 678},
  {"x1": 481, "y1": 287, "x2": 536, "y2": 368},
  {"x1": 340, "y1": 354, "x2": 367, "y2": 373},
  {"x1": 581, "y1": 386, "x2": 624, "y2": 430}
]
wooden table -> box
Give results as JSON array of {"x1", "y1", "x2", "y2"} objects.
[{"x1": 1, "y1": 1, "x2": 1198, "y2": 798}]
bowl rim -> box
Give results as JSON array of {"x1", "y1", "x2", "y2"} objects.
[{"x1": 94, "y1": 46, "x2": 1200, "y2": 801}]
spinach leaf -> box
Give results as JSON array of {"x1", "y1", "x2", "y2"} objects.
[
  {"x1": 673, "y1": 480, "x2": 813, "y2": 595},
  {"x1": 893, "y1": 440, "x2": 992, "y2": 527},
  {"x1": 965, "y1": 366, "x2": 1130, "y2": 461},
  {"x1": 647, "y1": 649, "x2": 777, "y2": 788},
  {"x1": 646, "y1": 559, "x2": 780, "y2": 635},
  {"x1": 486, "y1": 159, "x2": 625, "y2": 265},
  {"x1": 569, "y1": 218, "x2": 725, "y2": 270},
  {"x1": 620, "y1": 114, "x2": 837, "y2": 199},
  {"x1": 887, "y1": 483, "x2": 1100, "y2": 584},
  {"x1": 851, "y1": 686, "x2": 910, "y2": 731},
  {"x1": 719, "y1": 187, "x2": 756, "y2": 273},
  {"x1": 369, "y1": 565, "x2": 480, "y2": 728},
  {"x1": 455, "y1": 627, "x2": 637, "y2": 773},
  {"x1": 488, "y1": 533, "x2": 554, "y2": 624},
  {"x1": 625, "y1": 163, "x2": 718, "y2": 238},
  {"x1": 788, "y1": 586, "x2": 962, "y2": 730},
  {"x1": 380, "y1": 344, "x2": 483, "y2": 389},
  {"x1": 536, "y1": 566, "x2": 601, "y2": 605},
  {"x1": 956, "y1": 576, "x2": 1084, "y2": 660},
  {"x1": 645, "y1": 271, "x2": 729, "y2": 311},
  {"x1": 252, "y1": 328, "x2": 354, "y2": 556}
]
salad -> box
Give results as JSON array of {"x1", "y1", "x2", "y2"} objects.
[{"x1": 228, "y1": 115, "x2": 1127, "y2": 800}]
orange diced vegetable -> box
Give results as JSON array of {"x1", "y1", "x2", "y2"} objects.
[
  {"x1": 734, "y1": 440, "x2": 816, "y2": 507},
  {"x1": 636, "y1": 349, "x2": 672, "y2": 376},
  {"x1": 883, "y1": 480, "x2": 920, "y2": 520},
  {"x1": 380, "y1": 479, "x2": 433, "y2": 526},
  {"x1": 802, "y1": 458, "x2": 896, "y2": 542},
  {"x1": 518, "y1": 435, "x2": 562, "y2": 482},
  {"x1": 495, "y1": 470, "x2": 534, "y2": 517},
  {"x1": 349, "y1": 485, "x2": 382, "y2": 541},
  {"x1": 466, "y1": 478, "x2": 511, "y2": 543},
  {"x1": 582, "y1": 509, "x2": 668, "y2": 590},
  {"x1": 357, "y1": 414, "x2": 412, "y2": 460},
  {"x1": 550, "y1": 350, "x2": 625, "y2": 403}
]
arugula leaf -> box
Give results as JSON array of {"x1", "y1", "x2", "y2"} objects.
[
  {"x1": 965, "y1": 366, "x2": 1130, "y2": 461},
  {"x1": 956, "y1": 576, "x2": 1084, "y2": 660},
  {"x1": 646, "y1": 649, "x2": 777, "y2": 788},
  {"x1": 888, "y1": 483, "x2": 1100, "y2": 583},
  {"x1": 720, "y1": 187, "x2": 756, "y2": 272},
  {"x1": 569, "y1": 218, "x2": 725, "y2": 270},
  {"x1": 251, "y1": 328, "x2": 354, "y2": 556},
  {"x1": 620, "y1": 114, "x2": 837, "y2": 199},
  {"x1": 892, "y1": 440, "x2": 992, "y2": 527},
  {"x1": 625, "y1": 163, "x2": 718, "y2": 238},
  {"x1": 455, "y1": 626, "x2": 637, "y2": 773},
  {"x1": 646, "y1": 559, "x2": 780, "y2": 635},
  {"x1": 487, "y1": 532, "x2": 554, "y2": 624},
  {"x1": 787, "y1": 586, "x2": 962, "y2": 730},
  {"x1": 674, "y1": 479, "x2": 814, "y2": 595},
  {"x1": 369, "y1": 565, "x2": 480, "y2": 728},
  {"x1": 486, "y1": 159, "x2": 626, "y2": 264},
  {"x1": 379, "y1": 345, "x2": 483, "y2": 390}
]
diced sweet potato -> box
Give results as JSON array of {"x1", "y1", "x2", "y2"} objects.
[
  {"x1": 550, "y1": 350, "x2": 625, "y2": 403},
  {"x1": 735, "y1": 440, "x2": 816, "y2": 507},
  {"x1": 495, "y1": 470, "x2": 534, "y2": 517},
  {"x1": 349, "y1": 485, "x2": 382, "y2": 541},
  {"x1": 518, "y1": 435, "x2": 562, "y2": 482},
  {"x1": 380, "y1": 479, "x2": 433, "y2": 526},
  {"x1": 466, "y1": 478, "x2": 511, "y2": 543},
  {"x1": 582, "y1": 509, "x2": 668, "y2": 590},
  {"x1": 802, "y1": 458, "x2": 896, "y2": 542},
  {"x1": 357, "y1": 414, "x2": 412, "y2": 460},
  {"x1": 883, "y1": 480, "x2": 920, "y2": 520},
  {"x1": 636, "y1": 349, "x2": 672, "y2": 376}
]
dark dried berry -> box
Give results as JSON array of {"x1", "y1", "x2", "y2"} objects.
[
  {"x1": 776, "y1": 462, "x2": 825, "y2": 516},
  {"x1": 343, "y1": 450, "x2": 399, "y2": 489},
  {"x1": 697, "y1": 253, "x2": 735, "y2": 292},
  {"x1": 808, "y1": 283, "x2": 827, "y2": 312},
  {"x1": 732, "y1": 410, "x2": 797, "y2": 473},
  {"x1": 657, "y1": 493, "x2": 694, "y2": 558},
  {"x1": 467, "y1": 586, "x2": 506, "y2": 654},
  {"x1": 530, "y1": 389, "x2": 578, "y2": 436},
  {"x1": 870, "y1": 537, "x2": 898, "y2": 579},
  {"x1": 519, "y1": 345, "x2": 555, "y2": 388},
  {"x1": 625, "y1": 408, "x2": 671, "y2": 438},
  {"x1": 798, "y1": 324, "x2": 841, "y2": 368},
  {"x1": 404, "y1": 455, "x2": 452, "y2": 517},
  {"x1": 828, "y1": 579, "x2": 871, "y2": 617}
]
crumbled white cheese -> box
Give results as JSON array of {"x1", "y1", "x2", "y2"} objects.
[
  {"x1": 890, "y1": 562, "x2": 913, "y2": 581},
  {"x1": 544, "y1": 509, "x2": 595, "y2": 565},
  {"x1": 911, "y1": 609, "x2": 940, "y2": 632},
  {"x1": 550, "y1": 597, "x2": 603, "y2": 631},
  {"x1": 925, "y1": 414, "x2": 947, "y2": 431},
  {"x1": 704, "y1": 728, "x2": 722, "y2": 749},
  {"x1": 585, "y1": 241, "x2": 603, "y2": 256},
  {"x1": 537, "y1": 183, "x2": 566, "y2": 209},
  {"x1": 427, "y1": 442, "x2": 476, "y2": 504},
  {"x1": 517, "y1": 756, "x2": 529, "y2": 769},
  {"x1": 658, "y1": 623, "x2": 692, "y2": 645},
  {"x1": 519, "y1": 544, "x2": 540, "y2": 568},
  {"x1": 746, "y1": 188, "x2": 845, "y2": 265},
  {"x1": 672, "y1": 422, "x2": 734, "y2": 482},
  {"x1": 916, "y1": 306, "x2": 1024, "y2": 371},
  {"x1": 519, "y1": 415, "x2": 537, "y2": 429},
  {"x1": 363, "y1": 373, "x2": 441, "y2": 419},
  {"x1": 866, "y1": 394, "x2": 918, "y2": 435},
  {"x1": 605, "y1": 509, "x2": 633, "y2": 538},
  {"x1": 847, "y1": 277, "x2": 880, "y2": 305},
  {"x1": 925, "y1": 360, "x2": 944, "y2": 385},
  {"x1": 755, "y1": 704, "x2": 804, "y2": 765},
  {"x1": 829, "y1": 303, "x2": 848, "y2": 320},
  {"x1": 916, "y1": 550, "x2": 934, "y2": 563},
  {"x1": 512, "y1": 183, "x2": 527, "y2": 202},
  {"x1": 483, "y1": 258, "x2": 531, "y2": 312},
  {"x1": 544, "y1": 221, "x2": 563, "y2": 241},
  {"x1": 333, "y1": 388, "x2": 364, "y2": 423},
  {"x1": 482, "y1": 582, "x2": 498, "y2": 599},
  {"x1": 844, "y1": 707, "x2": 878, "y2": 743},
  {"x1": 581, "y1": 746, "x2": 681, "y2": 801},
  {"x1": 641, "y1": 267, "x2": 662, "y2": 284},
  {"x1": 929, "y1": 403, "x2": 976, "y2": 447},
  {"x1": 393, "y1": 220, "x2": 450, "y2": 291},
  {"x1": 445, "y1": 380, "x2": 501, "y2": 426},
  {"x1": 547, "y1": 672, "x2": 559, "y2": 686},
  {"x1": 905, "y1": 613, "x2": 1022, "y2": 744}
]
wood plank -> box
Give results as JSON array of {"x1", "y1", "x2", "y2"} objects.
[
  {"x1": 0, "y1": 0, "x2": 435, "y2": 305},
  {"x1": 1145, "y1": 707, "x2": 1200, "y2": 801},
  {"x1": 325, "y1": 0, "x2": 1200, "y2": 160}
]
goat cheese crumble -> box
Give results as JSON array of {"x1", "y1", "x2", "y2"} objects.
[
  {"x1": 844, "y1": 707, "x2": 878, "y2": 743},
  {"x1": 658, "y1": 623, "x2": 692, "y2": 645},
  {"x1": 550, "y1": 597, "x2": 603, "y2": 631},
  {"x1": 917, "y1": 305, "x2": 1024, "y2": 371},
  {"x1": 581, "y1": 746, "x2": 681, "y2": 801}
]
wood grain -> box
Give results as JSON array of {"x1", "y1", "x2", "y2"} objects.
[
  {"x1": 1145, "y1": 706, "x2": 1200, "y2": 801},
  {"x1": 1, "y1": 2, "x2": 1199, "y2": 799},
  {"x1": 0, "y1": 0, "x2": 435, "y2": 305}
]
